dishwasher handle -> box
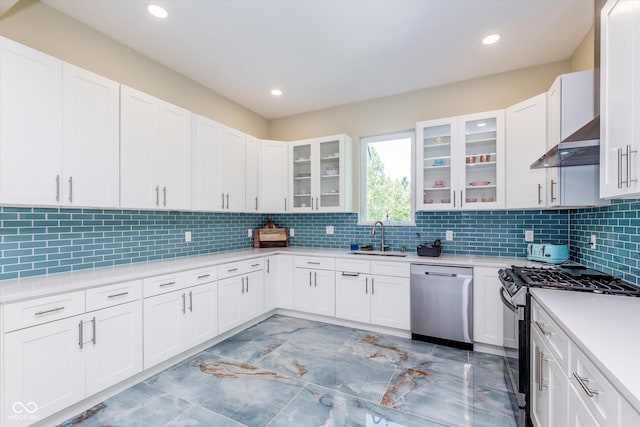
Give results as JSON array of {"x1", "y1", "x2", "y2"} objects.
[{"x1": 423, "y1": 271, "x2": 472, "y2": 279}]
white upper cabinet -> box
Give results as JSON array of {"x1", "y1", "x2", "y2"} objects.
[
  {"x1": 289, "y1": 134, "x2": 353, "y2": 213},
  {"x1": 245, "y1": 134, "x2": 260, "y2": 213},
  {"x1": 0, "y1": 37, "x2": 62, "y2": 206},
  {"x1": 191, "y1": 114, "x2": 223, "y2": 211},
  {"x1": 505, "y1": 93, "x2": 548, "y2": 209},
  {"x1": 416, "y1": 110, "x2": 505, "y2": 211},
  {"x1": 62, "y1": 63, "x2": 120, "y2": 208},
  {"x1": 121, "y1": 85, "x2": 190, "y2": 210},
  {"x1": 601, "y1": 0, "x2": 640, "y2": 198},
  {"x1": 260, "y1": 140, "x2": 289, "y2": 213},
  {"x1": 219, "y1": 126, "x2": 246, "y2": 212}
]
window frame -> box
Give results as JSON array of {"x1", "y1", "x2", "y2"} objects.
[{"x1": 358, "y1": 130, "x2": 416, "y2": 226}]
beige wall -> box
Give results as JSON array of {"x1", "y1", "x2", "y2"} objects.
[
  {"x1": 0, "y1": 0, "x2": 269, "y2": 138},
  {"x1": 570, "y1": 26, "x2": 595, "y2": 72}
]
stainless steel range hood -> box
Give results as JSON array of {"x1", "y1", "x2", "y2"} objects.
[{"x1": 530, "y1": 116, "x2": 600, "y2": 169}]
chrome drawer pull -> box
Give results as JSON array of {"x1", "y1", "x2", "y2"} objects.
[
  {"x1": 35, "y1": 306, "x2": 65, "y2": 316},
  {"x1": 341, "y1": 272, "x2": 359, "y2": 277},
  {"x1": 159, "y1": 281, "x2": 176, "y2": 287},
  {"x1": 306, "y1": 261, "x2": 321, "y2": 265},
  {"x1": 251, "y1": 263, "x2": 260, "y2": 267},
  {"x1": 107, "y1": 292, "x2": 129, "y2": 299},
  {"x1": 573, "y1": 372, "x2": 598, "y2": 397},
  {"x1": 197, "y1": 274, "x2": 211, "y2": 279},
  {"x1": 228, "y1": 268, "x2": 238, "y2": 272}
]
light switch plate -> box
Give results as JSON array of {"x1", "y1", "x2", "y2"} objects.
[
  {"x1": 590, "y1": 234, "x2": 597, "y2": 250},
  {"x1": 525, "y1": 230, "x2": 534, "y2": 242},
  {"x1": 445, "y1": 230, "x2": 453, "y2": 241},
  {"x1": 248, "y1": 229, "x2": 253, "y2": 238},
  {"x1": 290, "y1": 228, "x2": 295, "y2": 237},
  {"x1": 185, "y1": 231, "x2": 192, "y2": 242},
  {"x1": 326, "y1": 225, "x2": 334, "y2": 235}
]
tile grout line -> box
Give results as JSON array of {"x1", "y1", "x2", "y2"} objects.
[{"x1": 264, "y1": 382, "x2": 310, "y2": 426}]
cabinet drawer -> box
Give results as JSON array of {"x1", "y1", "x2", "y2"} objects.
[
  {"x1": 186, "y1": 266, "x2": 218, "y2": 285},
  {"x1": 218, "y1": 259, "x2": 263, "y2": 280},
  {"x1": 3, "y1": 291, "x2": 85, "y2": 332},
  {"x1": 86, "y1": 280, "x2": 142, "y2": 312},
  {"x1": 143, "y1": 272, "x2": 187, "y2": 298},
  {"x1": 569, "y1": 342, "x2": 619, "y2": 426},
  {"x1": 372, "y1": 261, "x2": 410, "y2": 278},
  {"x1": 294, "y1": 256, "x2": 335, "y2": 270},
  {"x1": 531, "y1": 302, "x2": 569, "y2": 373},
  {"x1": 335, "y1": 258, "x2": 370, "y2": 274},
  {"x1": 244, "y1": 258, "x2": 264, "y2": 272}
]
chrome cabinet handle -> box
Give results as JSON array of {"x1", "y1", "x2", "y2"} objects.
[
  {"x1": 314, "y1": 271, "x2": 317, "y2": 287},
  {"x1": 573, "y1": 372, "x2": 598, "y2": 397},
  {"x1": 197, "y1": 274, "x2": 210, "y2": 279},
  {"x1": 536, "y1": 349, "x2": 543, "y2": 391},
  {"x1": 155, "y1": 186, "x2": 160, "y2": 206},
  {"x1": 622, "y1": 145, "x2": 638, "y2": 188},
  {"x1": 453, "y1": 191, "x2": 456, "y2": 207},
  {"x1": 550, "y1": 179, "x2": 557, "y2": 202},
  {"x1": 107, "y1": 292, "x2": 129, "y2": 299},
  {"x1": 163, "y1": 186, "x2": 167, "y2": 207},
  {"x1": 266, "y1": 259, "x2": 270, "y2": 274},
  {"x1": 246, "y1": 276, "x2": 249, "y2": 292},
  {"x1": 226, "y1": 194, "x2": 229, "y2": 209},
  {"x1": 182, "y1": 293, "x2": 186, "y2": 314},
  {"x1": 159, "y1": 281, "x2": 176, "y2": 287},
  {"x1": 316, "y1": 197, "x2": 319, "y2": 210},
  {"x1": 341, "y1": 272, "x2": 359, "y2": 277},
  {"x1": 365, "y1": 277, "x2": 368, "y2": 294},
  {"x1": 68, "y1": 176, "x2": 73, "y2": 202},
  {"x1": 255, "y1": 196, "x2": 258, "y2": 211},
  {"x1": 309, "y1": 271, "x2": 312, "y2": 286},
  {"x1": 537, "y1": 184, "x2": 542, "y2": 205},
  {"x1": 56, "y1": 175, "x2": 60, "y2": 202},
  {"x1": 35, "y1": 306, "x2": 64, "y2": 316},
  {"x1": 221, "y1": 193, "x2": 225, "y2": 209},
  {"x1": 310, "y1": 197, "x2": 314, "y2": 210},
  {"x1": 241, "y1": 276, "x2": 245, "y2": 293},
  {"x1": 79, "y1": 320, "x2": 84, "y2": 349},
  {"x1": 618, "y1": 148, "x2": 624, "y2": 189},
  {"x1": 284, "y1": 197, "x2": 287, "y2": 211},
  {"x1": 91, "y1": 317, "x2": 96, "y2": 345},
  {"x1": 189, "y1": 291, "x2": 193, "y2": 312},
  {"x1": 371, "y1": 277, "x2": 374, "y2": 294},
  {"x1": 460, "y1": 190, "x2": 463, "y2": 208}
]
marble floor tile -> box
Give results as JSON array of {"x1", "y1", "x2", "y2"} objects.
[
  {"x1": 339, "y1": 330, "x2": 437, "y2": 367},
  {"x1": 270, "y1": 384, "x2": 446, "y2": 427},
  {"x1": 472, "y1": 386, "x2": 518, "y2": 427},
  {"x1": 164, "y1": 404, "x2": 246, "y2": 427}
]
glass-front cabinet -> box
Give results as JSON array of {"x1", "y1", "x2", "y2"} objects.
[
  {"x1": 416, "y1": 110, "x2": 505, "y2": 211},
  {"x1": 289, "y1": 134, "x2": 353, "y2": 212}
]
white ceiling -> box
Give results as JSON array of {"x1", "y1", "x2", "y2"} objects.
[{"x1": 42, "y1": 0, "x2": 594, "y2": 119}]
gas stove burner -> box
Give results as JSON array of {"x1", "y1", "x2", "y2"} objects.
[{"x1": 510, "y1": 266, "x2": 640, "y2": 296}]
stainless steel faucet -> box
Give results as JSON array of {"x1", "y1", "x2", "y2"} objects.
[{"x1": 371, "y1": 221, "x2": 385, "y2": 252}]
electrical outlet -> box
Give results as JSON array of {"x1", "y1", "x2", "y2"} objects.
[
  {"x1": 590, "y1": 234, "x2": 597, "y2": 250},
  {"x1": 290, "y1": 228, "x2": 295, "y2": 237},
  {"x1": 326, "y1": 225, "x2": 334, "y2": 235},
  {"x1": 248, "y1": 229, "x2": 253, "y2": 238},
  {"x1": 525, "y1": 230, "x2": 534, "y2": 242},
  {"x1": 445, "y1": 230, "x2": 453, "y2": 241},
  {"x1": 184, "y1": 231, "x2": 192, "y2": 242}
]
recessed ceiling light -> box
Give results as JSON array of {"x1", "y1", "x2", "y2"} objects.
[
  {"x1": 147, "y1": 4, "x2": 168, "y2": 19},
  {"x1": 482, "y1": 34, "x2": 500, "y2": 45},
  {"x1": 271, "y1": 89, "x2": 283, "y2": 96}
]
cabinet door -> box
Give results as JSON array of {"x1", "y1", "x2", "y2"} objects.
[
  {"x1": 0, "y1": 37, "x2": 62, "y2": 206},
  {"x1": 182, "y1": 283, "x2": 217, "y2": 349},
  {"x1": 62, "y1": 63, "x2": 120, "y2": 208},
  {"x1": 244, "y1": 270, "x2": 265, "y2": 320},
  {"x1": 290, "y1": 141, "x2": 314, "y2": 211},
  {"x1": 261, "y1": 140, "x2": 289, "y2": 213},
  {"x1": 335, "y1": 272, "x2": 370, "y2": 324},
  {"x1": 547, "y1": 352, "x2": 568, "y2": 427},
  {"x1": 567, "y1": 384, "x2": 599, "y2": 427},
  {"x1": 4, "y1": 314, "x2": 85, "y2": 425},
  {"x1": 245, "y1": 135, "x2": 261, "y2": 212},
  {"x1": 143, "y1": 290, "x2": 183, "y2": 369},
  {"x1": 472, "y1": 267, "x2": 503, "y2": 347},
  {"x1": 264, "y1": 256, "x2": 278, "y2": 311},
  {"x1": 416, "y1": 118, "x2": 458, "y2": 210},
  {"x1": 276, "y1": 255, "x2": 294, "y2": 309},
  {"x1": 220, "y1": 127, "x2": 246, "y2": 212},
  {"x1": 459, "y1": 110, "x2": 505, "y2": 209},
  {"x1": 505, "y1": 93, "x2": 547, "y2": 208},
  {"x1": 313, "y1": 269, "x2": 336, "y2": 317},
  {"x1": 191, "y1": 115, "x2": 223, "y2": 210},
  {"x1": 157, "y1": 101, "x2": 191, "y2": 210},
  {"x1": 293, "y1": 268, "x2": 315, "y2": 313},
  {"x1": 317, "y1": 137, "x2": 343, "y2": 211},
  {"x1": 120, "y1": 85, "x2": 158, "y2": 209},
  {"x1": 85, "y1": 301, "x2": 143, "y2": 396},
  {"x1": 370, "y1": 275, "x2": 410, "y2": 330},
  {"x1": 218, "y1": 276, "x2": 244, "y2": 333},
  {"x1": 601, "y1": 0, "x2": 638, "y2": 198},
  {"x1": 531, "y1": 329, "x2": 550, "y2": 427}
]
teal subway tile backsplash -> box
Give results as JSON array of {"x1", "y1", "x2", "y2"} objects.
[{"x1": 570, "y1": 199, "x2": 640, "y2": 285}]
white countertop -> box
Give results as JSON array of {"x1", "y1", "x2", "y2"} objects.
[
  {"x1": 0, "y1": 246, "x2": 535, "y2": 304},
  {"x1": 531, "y1": 288, "x2": 640, "y2": 412}
]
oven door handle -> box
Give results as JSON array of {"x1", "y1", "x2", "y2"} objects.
[{"x1": 500, "y1": 287, "x2": 518, "y2": 313}]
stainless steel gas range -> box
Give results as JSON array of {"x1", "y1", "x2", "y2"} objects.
[{"x1": 498, "y1": 265, "x2": 640, "y2": 427}]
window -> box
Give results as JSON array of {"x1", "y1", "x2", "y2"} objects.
[{"x1": 360, "y1": 131, "x2": 414, "y2": 225}]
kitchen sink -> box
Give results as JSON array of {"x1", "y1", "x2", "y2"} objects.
[{"x1": 349, "y1": 250, "x2": 407, "y2": 257}]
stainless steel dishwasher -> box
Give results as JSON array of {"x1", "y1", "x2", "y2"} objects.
[{"x1": 410, "y1": 264, "x2": 473, "y2": 349}]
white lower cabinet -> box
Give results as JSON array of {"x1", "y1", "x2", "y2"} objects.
[
  {"x1": 218, "y1": 262, "x2": 264, "y2": 334},
  {"x1": 265, "y1": 255, "x2": 293, "y2": 311},
  {"x1": 473, "y1": 267, "x2": 504, "y2": 347},
  {"x1": 335, "y1": 259, "x2": 410, "y2": 330},
  {"x1": 293, "y1": 268, "x2": 336, "y2": 316},
  {"x1": 143, "y1": 282, "x2": 216, "y2": 369},
  {"x1": 3, "y1": 300, "x2": 142, "y2": 426},
  {"x1": 568, "y1": 384, "x2": 600, "y2": 427},
  {"x1": 531, "y1": 325, "x2": 568, "y2": 427}
]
